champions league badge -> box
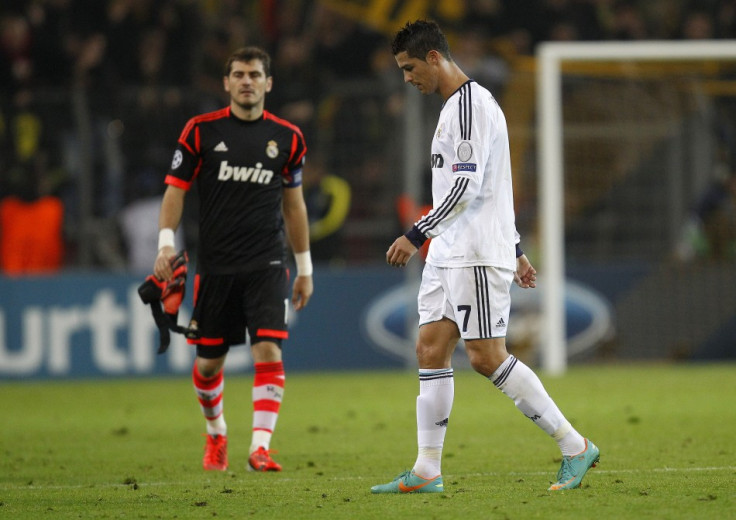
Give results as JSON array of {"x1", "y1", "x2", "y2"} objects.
[
  {"x1": 171, "y1": 150, "x2": 183, "y2": 169},
  {"x1": 266, "y1": 140, "x2": 279, "y2": 159}
]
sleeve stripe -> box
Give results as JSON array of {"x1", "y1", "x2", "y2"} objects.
[
  {"x1": 287, "y1": 132, "x2": 307, "y2": 168},
  {"x1": 179, "y1": 139, "x2": 195, "y2": 155},
  {"x1": 165, "y1": 174, "x2": 191, "y2": 190},
  {"x1": 458, "y1": 82, "x2": 472, "y2": 140},
  {"x1": 416, "y1": 177, "x2": 469, "y2": 235},
  {"x1": 457, "y1": 88, "x2": 465, "y2": 140}
]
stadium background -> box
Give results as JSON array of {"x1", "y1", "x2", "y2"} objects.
[{"x1": 1, "y1": 0, "x2": 735, "y2": 379}]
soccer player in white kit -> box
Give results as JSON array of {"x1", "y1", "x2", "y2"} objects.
[{"x1": 372, "y1": 20, "x2": 599, "y2": 494}]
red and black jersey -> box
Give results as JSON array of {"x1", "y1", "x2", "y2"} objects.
[{"x1": 166, "y1": 107, "x2": 306, "y2": 274}]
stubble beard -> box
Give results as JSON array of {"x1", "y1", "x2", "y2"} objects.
[{"x1": 234, "y1": 92, "x2": 265, "y2": 112}]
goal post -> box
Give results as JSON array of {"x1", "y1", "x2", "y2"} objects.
[{"x1": 535, "y1": 40, "x2": 736, "y2": 375}]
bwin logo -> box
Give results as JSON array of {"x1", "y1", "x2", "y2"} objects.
[
  {"x1": 430, "y1": 154, "x2": 444, "y2": 168},
  {"x1": 218, "y1": 161, "x2": 274, "y2": 184}
]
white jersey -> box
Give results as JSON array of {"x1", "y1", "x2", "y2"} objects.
[{"x1": 414, "y1": 80, "x2": 519, "y2": 271}]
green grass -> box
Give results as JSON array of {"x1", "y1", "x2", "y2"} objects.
[{"x1": 1, "y1": 363, "x2": 734, "y2": 519}]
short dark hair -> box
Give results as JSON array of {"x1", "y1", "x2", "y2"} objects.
[
  {"x1": 391, "y1": 20, "x2": 451, "y2": 61},
  {"x1": 224, "y1": 46, "x2": 272, "y2": 77}
]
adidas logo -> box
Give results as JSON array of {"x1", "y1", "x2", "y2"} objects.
[
  {"x1": 214, "y1": 141, "x2": 228, "y2": 152},
  {"x1": 495, "y1": 317, "x2": 505, "y2": 327}
]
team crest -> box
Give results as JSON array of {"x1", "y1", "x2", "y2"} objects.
[
  {"x1": 436, "y1": 123, "x2": 444, "y2": 139},
  {"x1": 266, "y1": 140, "x2": 279, "y2": 159}
]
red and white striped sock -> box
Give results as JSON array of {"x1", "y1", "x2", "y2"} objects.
[
  {"x1": 192, "y1": 363, "x2": 226, "y2": 436},
  {"x1": 250, "y1": 361, "x2": 285, "y2": 453}
]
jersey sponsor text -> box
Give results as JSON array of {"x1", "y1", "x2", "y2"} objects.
[{"x1": 217, "y1": 161, "x2": 274, "y2": 184}]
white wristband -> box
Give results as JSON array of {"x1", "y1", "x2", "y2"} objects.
[
  {"x1": 158, "y1": 228, "x2": 175, "y2": 250},
  {"x1": 294, "y1": 251, "x2": 313, "y2": 276}
]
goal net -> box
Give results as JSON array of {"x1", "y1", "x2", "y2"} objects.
[{"x1": 536, "y1": 41, "x2": 736, "y2": 374}]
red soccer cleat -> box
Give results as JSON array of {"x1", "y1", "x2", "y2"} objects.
[
  {"x1": 202, "y1": 434, "x2": 228, "y2": 471},
  {"x1": 248, "y1": 447, "x2": 282, "y2": 472}
]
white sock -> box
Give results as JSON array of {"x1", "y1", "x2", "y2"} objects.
[
  {"x1": 490, "y1": 355, "x2": 585, "y2": 456},
  {"x1": 556, "y1": 429, "x2": 586, "y2": 457},
  {"x1": 250, "y1": 430, "x2": 271, "y2": 454},
  {"x1": 206, "y1": 415, "x2": 227, "y2": 437},
  {"x1": 413, "y1": 368, "x2": 454, "y2": 478}
]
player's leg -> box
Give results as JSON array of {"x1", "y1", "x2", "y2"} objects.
[
  {"x1": 244, "y1": 268, "x2": 289, "y2": 472},
  {"x1": 463, "y1": 266, "x2": 599, "y2": 490},
  {"x1": 189, "y1": 273, "x2": 238, "y2": 471},
  {"x1": 372, "y1": 265, "x2": 456, "y2": 494},
  {"x1": 484, "y1": 346, "x2": 599, "y2": 489},
  {"x1": 371, "y1": 319, "x2": 457, "y2": 494},
  {"x1": 193, "y1": 350, "x2": 229, "y2": 471},
  {"x1": 414, "y1": 318, "x2": 458, "y2": 477},
  {"x1": 468, "y1": 337, "x2": 589, "y2": 452},
  {"x1": 194, "y1": 353, "x2": 228, "y2": 434},
  {"x1": 248, "y1": 340, "x2": 285, "y2": 471}
]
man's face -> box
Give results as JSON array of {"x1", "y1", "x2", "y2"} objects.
[
  {"x1": 394, "y1": 50, "x2": 438, "y2": 95},
  {"x1": 224, "y1": 59, "x2": 272, "y2": 109}
]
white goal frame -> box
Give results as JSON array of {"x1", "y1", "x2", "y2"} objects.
[{"x1": 536, "y1": 40, "x2": 736, "y2": 375}]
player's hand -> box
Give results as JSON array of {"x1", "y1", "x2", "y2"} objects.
[
  {"x1": 292, "y1": 275, "x2": 313, "y2": 311},
  {"x1": 161, "y1": 252, "x2": 188, "y2": 315},
  {"x1": 514, "y1": 254, "x2": 537, "y2": 289},
  {"x1": 386, "y1": 235, "x2": 417, "y2": 267},
  {"x1": 154, "y1": 246, "x2": 177, "y2": 281}
]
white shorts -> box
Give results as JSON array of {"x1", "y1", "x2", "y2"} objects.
[{"x1": 417, "y1": 264, "x2": 513, "y2": 339}]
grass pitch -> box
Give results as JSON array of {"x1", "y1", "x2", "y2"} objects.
[{"x1": 1, "y1": 363, "x2": 734, "y2": 519}]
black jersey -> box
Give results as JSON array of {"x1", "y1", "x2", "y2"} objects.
[{"x1": 166, "y1": 107, "x2": 306, "y2": 274}]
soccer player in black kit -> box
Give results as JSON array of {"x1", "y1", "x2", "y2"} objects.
[{"x1": 153, "y1": 47, "x2": 313, "y2": 472}]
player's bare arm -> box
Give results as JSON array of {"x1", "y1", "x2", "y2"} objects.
[
  {"x1": 154, "y1": 185, "x2": 186, "y2": 281},
  {"x1": 282, "y1": 185, "x2": 313, "y2": 310},
  {"x1": 514, "y1": 253, "x2": 537, "y2": 289},
  {"x1": 386, "y1": 235, "x2": 417, "y2": 267}
]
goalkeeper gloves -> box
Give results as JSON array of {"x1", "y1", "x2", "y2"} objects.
[{"x1": 138, "y1": 250, "x2": 198, "y2": 354}]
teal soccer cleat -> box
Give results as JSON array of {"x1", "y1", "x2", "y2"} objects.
[
  {"x1": 371, "y1": 470, "x2": 444, "y2": 494},
  {"x1": 549, "y1": 438, "x2": 600, "y2": 490}
]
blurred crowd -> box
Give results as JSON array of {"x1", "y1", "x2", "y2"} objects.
[{"x1": 2, "y1": 0, "x2": 736, "y2": 273}]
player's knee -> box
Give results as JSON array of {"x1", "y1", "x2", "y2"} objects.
[
  {"x1": 468, "y1": 354, "x2": 496, "y2": 377},
  {"x1": 196, "y1": 356, "x2": 225, "y2": 378},
  {"x1": 251, "y1": 340, "x2": 282, "y2": 363},
  {"x1": 466, "y1": 339, "x2": 507, "y2": 376},
  {"x1": 415, "y1": 340, "x2": 450, "y2": 367}
]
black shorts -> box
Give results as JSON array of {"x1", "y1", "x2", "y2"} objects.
[{"x1": 187, "y1": 268, "x2": 289, "y2": 358}]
